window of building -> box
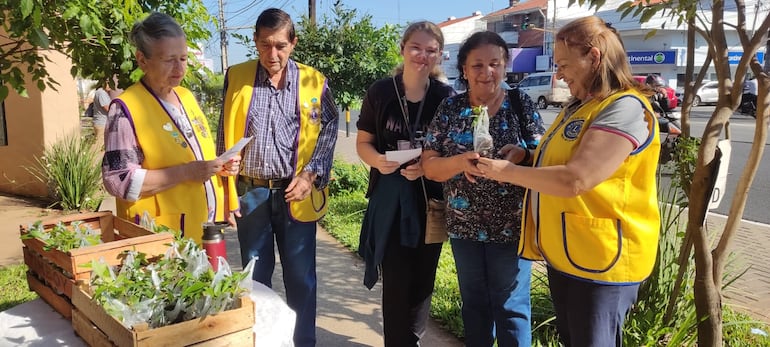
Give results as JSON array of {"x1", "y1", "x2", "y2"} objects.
[{"x1": 0, "y1": 101, "x2": 6, "y2": 146}]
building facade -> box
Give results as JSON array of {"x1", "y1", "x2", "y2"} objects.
[
  {"x1": 0, "y1": 28, "x2": 81, "y2": 198},
  {"x1": 439, "y1": 0, "x2": 768, "y2": 88}
]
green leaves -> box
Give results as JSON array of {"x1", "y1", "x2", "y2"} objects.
[
  {"x1": 20, "y1": 221, "x2": 103, "y2": 252},
  {"x1": 19, "y1": 0, "x2": 33, "y2": 18},
  {"x1": 290, "y1": 3, "x2": 401, "y2": 110},
  {"x1": 25, "y1": 132, "x2": 103, "y2": 212},
  {"x1": 28, "y1": 28, "x2": 49, "y2": 48},
  {"x1": 89, "y1": 238, "x2": 248, "y2": 328},
  {"x1": 1, "y1": 0, "x2": 213, "y2": 100}
]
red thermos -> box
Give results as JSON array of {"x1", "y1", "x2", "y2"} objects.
[{"x1": 202, "y1": 221, "x2": 228, "y2": 271}]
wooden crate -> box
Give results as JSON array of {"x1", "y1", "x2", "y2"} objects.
[
  {"x1": 72, "y1": 285, "x2": 255, "y2": 347},
  {"x1": 19, "y1": 211, "x2": 174, "y2": 319}
]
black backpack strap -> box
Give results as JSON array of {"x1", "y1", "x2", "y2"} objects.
[{"x1": 507, "y1": 88, "x2": 532, "y2": 148}]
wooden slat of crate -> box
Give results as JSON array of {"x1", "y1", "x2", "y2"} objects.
[
  {"x1": 26, "y1": 271, "x2": 72, "y2": 319},
  {"x1": 73, "y1": 309, "x2": 255, "y2": 347},
  {"x1": 23, "y1": 247, "x2": 74, "y2": 298},
  {"x1": 72, "y1": 286, "x2": 255, "y2": 347},
  {"x1": 73, "y1": 308, "x2": 116, "y2": 347},
  {"x1": 190, "y1": 328, "x2": 254, "y2": 346}
]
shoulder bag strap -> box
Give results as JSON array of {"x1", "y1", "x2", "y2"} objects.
[{"x1": 508, "y1": 88, "x2": 531, "y2": 148}]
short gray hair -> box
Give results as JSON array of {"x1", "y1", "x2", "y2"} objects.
[{"x1": 130, "y1": 12, "x2": 185, "y2": 57}]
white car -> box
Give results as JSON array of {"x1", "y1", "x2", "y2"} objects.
[
  {"x1": 677, "y1": 81, "x2": 719, "y2": 107},
  {"x1": 516, "y1": 72, "x2": 572, "y2": 109}
]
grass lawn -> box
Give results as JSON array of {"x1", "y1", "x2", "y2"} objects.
[{"x1": 0, "y1": 263, "x2": 38, "y2": 312}]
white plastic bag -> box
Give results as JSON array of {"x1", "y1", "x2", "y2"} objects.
[{"x1": 473, "y1": 106, "x2": 494, "y2": 157}]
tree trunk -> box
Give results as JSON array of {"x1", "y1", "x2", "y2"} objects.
[{"x1": 688, "y1": 105, "x2": 736, "y2": 346}]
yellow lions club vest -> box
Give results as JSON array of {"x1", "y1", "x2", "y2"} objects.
[
  {"x1": 222, "y1": 61, "x2": 328, "y2": 222},
  {"x1": 115, "y1": 82, "x2": 225, "y2": 242},
  {"x1": 520, "y1": 89, "x2": 661, "y2": 284}
]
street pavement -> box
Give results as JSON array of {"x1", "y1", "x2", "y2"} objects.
[{"x1": 0, "y1": 129, "x2": 766, "y2": 347}]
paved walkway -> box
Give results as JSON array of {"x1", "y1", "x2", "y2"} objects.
[{"x1": 1, "y1": 131, "x2": 767, "y2": 347}]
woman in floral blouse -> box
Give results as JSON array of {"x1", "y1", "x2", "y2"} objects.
[{"x1": 422, "y1": 31, "x2": 545, "y2": 346}]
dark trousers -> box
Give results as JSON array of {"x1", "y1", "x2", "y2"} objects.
[
  {"x1": 548, "y1": 267, "x2": 640, "y2": 347},
  {"x1": 380, "y1": 227, "x2": 442, "y2": 347}
]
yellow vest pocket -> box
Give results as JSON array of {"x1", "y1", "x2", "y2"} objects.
[{"x1": 562, "y1": 212, "x2": 622, "y2": 273}]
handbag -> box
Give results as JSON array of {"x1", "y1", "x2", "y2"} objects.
[{"x1": 422, "y1": 178, "x2": 448, "y2": 244}]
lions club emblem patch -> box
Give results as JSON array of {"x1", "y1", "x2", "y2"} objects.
[{"x1": 562, "y1": 120, "x2": 584, "y2": 141}]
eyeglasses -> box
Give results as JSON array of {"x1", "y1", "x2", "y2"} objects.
[{"x1": 405, "y1": 46, "x2": 439, "y2": 58}]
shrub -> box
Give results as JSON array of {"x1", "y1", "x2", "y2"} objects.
[
  {"x1": 27, "y1": 133, "x2": 103, "y2": 211},
  {"x1": 328, "y1": 159, "x2": 369, "y2": 196}
]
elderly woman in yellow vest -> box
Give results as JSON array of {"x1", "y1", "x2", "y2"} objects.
[
  {"x1": 102, "y1": 12, "x2": 240, "y2": 242},
  {"x1": 476, "y1": 16, "x2": 660, "y2": 346}
]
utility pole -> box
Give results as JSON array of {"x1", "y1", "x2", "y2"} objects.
[
  {"x1": 218, "y1": 0, "x2": 228, "y2": 72},
  {"x1": 309, "y1": 0, "x2": 316, "y2": 26}
]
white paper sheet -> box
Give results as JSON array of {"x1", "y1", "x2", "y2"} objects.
[
  {"x1": 218, "y1": 136, "x2": 253, "y2": 161},
  {"x1": 385, "y1": 148, "x2": 422, "y2": 165}
]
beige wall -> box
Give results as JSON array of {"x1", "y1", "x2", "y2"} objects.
[{"x1": 0, "y1": 50, "x2": 80, "y2": 198}]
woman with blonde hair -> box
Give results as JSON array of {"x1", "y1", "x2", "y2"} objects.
[
  {"x1": 477, "y1": 16, "x2": 661, "y2": 346},
  {"x1": 356, "y1": 20, "x2": 454, "y2": 346}
]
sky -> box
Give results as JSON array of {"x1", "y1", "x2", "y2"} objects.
[{"x1": 200, "y1": 0, "x2": 504, "y2": 72}]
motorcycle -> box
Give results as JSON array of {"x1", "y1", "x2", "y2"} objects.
[
  {"x1": 658, "y1": 110, "x2": 682, "y2": 164},
  {"x1": 740, "y1": 93, "x2": 757, "y2": 118}
]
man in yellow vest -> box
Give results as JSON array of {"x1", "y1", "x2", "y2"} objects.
[{"x1": 217, "y1": 8, "x2": 339, "y2": 347}]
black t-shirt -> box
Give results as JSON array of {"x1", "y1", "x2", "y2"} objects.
[{"x1": 356, "y1": 74, "x2": 455, "y2": 198}]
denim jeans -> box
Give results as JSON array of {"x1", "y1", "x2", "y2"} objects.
[
  {"x1": 548, "y1": 267, "x2": 639, "y2": 347},
  {"x1": 450, "y1": 238, "x2": 532, "y2": 347},
  {"x1": 237, "y1": 184, "x2": 317, "y2": 347}
]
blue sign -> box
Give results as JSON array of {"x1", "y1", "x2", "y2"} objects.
[
  {"x1": 728, "y1": 51, "x2": 765, "y2": 65},
  {"x1": 627, "y1": 51, "x2": 676, "y2": 65}
]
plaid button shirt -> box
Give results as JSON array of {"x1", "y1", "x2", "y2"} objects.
[{"x1": 217, "y1": 60, "x2": 339, "y2": 188}]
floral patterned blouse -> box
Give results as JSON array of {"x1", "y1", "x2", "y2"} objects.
[{"x1": 424, "y1": 90, "x2": 545, "y2": 244}]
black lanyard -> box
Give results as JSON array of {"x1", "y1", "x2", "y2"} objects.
[{"x1": 393, "y1": 76, "x2": 428, "y2": 146}]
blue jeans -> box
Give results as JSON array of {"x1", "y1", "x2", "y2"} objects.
[
  {"x1": 237, "y1": 185, "x2": 317, "y2": 347},
  {"x1": 450, "y1": 238, "x2": 532, "y2": 347}
]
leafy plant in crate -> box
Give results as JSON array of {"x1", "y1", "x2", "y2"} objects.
[
  {"x1": 88, "y1": 237, "x2": 254, "y2": 328},
  {"x1": 21, "y1": 220, "x2": 102, "y2": 252}
]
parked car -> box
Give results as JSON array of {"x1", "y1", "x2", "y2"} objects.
[
  {"x1": 691, "y1": 81, "x2": 720, "y2": 106},
  {"x1": 633, "y1": 75, "x2": 679, "y2": 109},
  {"x1": 675, "y1": 81, "x2": 719, "y2": 107},
  {"x1": 446, "y1": 77, "x2": 467, "y2": 93},
  {"x1": 516, "y1": 72, "x2": 572, "y2": 109}
]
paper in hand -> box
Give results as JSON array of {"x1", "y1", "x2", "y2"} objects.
[
  {"x1": 385, "y1": 148, "x2": 422, "y2": 165},
  {"x1": 218, "y1": 136, "x2": 253, "y2": 161}
]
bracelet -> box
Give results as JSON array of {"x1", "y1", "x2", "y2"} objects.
[{"x1": 516, "y1": 147, "x2": 531, "y2": 165}]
